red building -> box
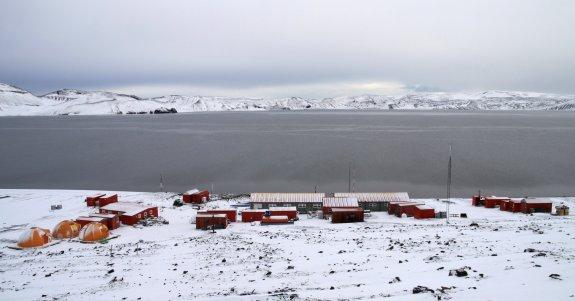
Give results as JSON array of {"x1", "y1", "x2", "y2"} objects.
[
  {"x1": 413, "y1": 205, "x2": 435, "y2": 219},
  {"x1": 196, "y1": 214, "x2": 228, "y2": 230},
  {"x1": 261, "y1": 215, "x2": 291, "y2": 225},
  {"x1": 484, "y1": 196, "x2": 510, "y2": 208},
  {"x1": 471, "y1": 195, "x2": 486, "y2": 207},
  {"x1": 387, "y1": 201, "x2": 408, "y2": 215},
  {"x1": 99, "y1": 202, "x2": 159, "y2": 225},
  {"x1": 395, "y1": 203, "x2": 424, "y2": 217},
  {"x1": 89, "y1": 213, "x2": 120, "y2": 230},
  {"x1": 331, "y1": 208, "x2": 364, "y2": 223},
  {"x1": 322, "y1": 197, "x2": 359, "y2": 216},
  {"x1": 183, "y1": 189, "x2": 210, "y2": 204},
  {"x1": 199, "y1": 209, "x2": 237, "y2": 222},
  {"x1": 76, "y1": 216, "x2": 106, "y2": 228},
  {"x1": 268, "y1": 207, "x2": 299, "y2": 221},
  {"x1": 85, "y1": 194, "x2": 118, "y2": 207},
  {"x1": 521, "y1": 199, "x2": 553, "y2": 214},
  {"x1": 508, "y1": 199, "x2": 524, "y2": 213},
  {"x1": 241, "y1": 209, "x2": 267, "y2": 222}
]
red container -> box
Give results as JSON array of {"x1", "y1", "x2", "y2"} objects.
[
  {"x1": 200, "y1": 209, "x2": 237, "y2": 222},
  {"x1": 395, "y1": 203, "x2": 424, "y2": 217},
  {"x1": 89, "y1": 213, "x2": 121, "y2": 230},
  {"x1": 100, "y1": 203, "x2": 159, "y2": 225},
  {"x1": 196, "y1": 214, "x2": 228, "y2": 230},
  {"x1": 268, "y1": 207, "x2": 298, "y2": 220},
  {"x1": 521, "y1": 199, "x2": 552, "y2": 214},
  {"x1": 499, "y1": 199, "x2": 510, "y2": 211},
  {"x1": 413, "y1": 205, "x2": 435, "y2": 219},
  {"x1": 387, "y1": 201, "x2": 407, "y2": 215},
  {"x1": 241, "y1": 209, "x2": 266, "y2": 222},
  {"x1": 76, "y1": 216, "x2": 106, "y2": 228},
  {"x1": 261, "y1": 215, "x2": 291, "y2": 225},
  {"x1": 484, "y1": 197, "x2": 509, "y2": 208},
  {"x1": 471, "y1": 195, "x2": 485, "y2": 207},
  {"x1": 331, "y1": 208, "x2": 364, "y2": 223}
]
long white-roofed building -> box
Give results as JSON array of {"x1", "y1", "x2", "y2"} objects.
[
  {"x1": 333, "y1": 192, "x2": 410, "y2": 212},
  {"x1": 250, "y1": 193, "x2": 325, "y2": 213}
]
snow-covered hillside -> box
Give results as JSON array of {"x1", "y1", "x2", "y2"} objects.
[
  {"x1": 1, "y1": 83, "x2": 575, "y2": 116},
  {"x1": 0, "y1": 189, "x2": 574, "y2": 300}
]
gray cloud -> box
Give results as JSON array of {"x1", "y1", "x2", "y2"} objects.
[{"x1": 1, "y1": 0, "x2": 574, "y2": 97}]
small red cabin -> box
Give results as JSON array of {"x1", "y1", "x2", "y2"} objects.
[
  {"x1": 471, "y1": 195, "x2": 486, "y2": 207},
  {"x1": 268, "y1": 207, "x2": 298, "y2": 221},
  {"x1": 86, "y1": 194, "x2": 118, "y2": 207},
  {"x1": 183, "y1": 189, "x2": 210, "y2": 204},
  {"x1": 322, "y1": 197, "x2": 359, "y2": 216},
  {"x1": 508, "y1": 199, "x2": 524, "y2": 213},
  {"x1": 331, "y1": 208, "x2": 364, "y2": 223},
  {"x1": 521, "y1": 199, "x2": 552, "y2": 214},
  {"x1": 89, "y1": 213, "x2": 120, "y2": 230},
  {"x1": 261, "y1": 215, "x2": 291, "y2": 225},
  {"x1": 413, "y1": 205, "x2": 435, "y2": 219},
  {"x1": 395, "y1": 202, "x2": 424, "y2": 217},
  {"x1": 387, "y1": 201, "x2": 407, "y2": 215},
  {"x1": 241, "y1": 209, "x2": 267, "y2": 222},
  {"x1": 199, "y1": 209, "x2": 237, "y2": 222},
  {"x1": 196, "y1": 214, "x2": 228, "y2": 230},
  {"x1": 100, "y1": 203, "x2": 159, "y2": 225},
  {"x1": 484, "y1": 196, "x2": 509, "y2": 208}
]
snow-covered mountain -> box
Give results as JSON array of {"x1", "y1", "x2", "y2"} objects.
[{"x1": 1, "y1": 83, "x2": 575, "y2": 116}]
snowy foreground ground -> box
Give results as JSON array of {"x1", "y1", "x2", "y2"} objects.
[{"x1": 0, "y1": 189, "x2": 574, "y2": 301}]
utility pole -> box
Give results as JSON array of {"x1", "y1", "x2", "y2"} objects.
[
  {"x1": 446, "y1": 145, "x2": 452, "y2": 225},
  {"x1": 348, "y1": 162, "x2": 352, "y2": 193},
  {"x1": 160, "y1": 173, "x2": 165, "y2": 193}
]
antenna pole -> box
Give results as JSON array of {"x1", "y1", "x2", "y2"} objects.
[
  {"x1": 160, "y1": 173, "x2": 165, "y2": 193},
  {"x1": 446, "y1": 145, "x2": 452, "y2": 225},
  {"x1": 348, "y1": 162, "x2": 352, "y2": 193}
]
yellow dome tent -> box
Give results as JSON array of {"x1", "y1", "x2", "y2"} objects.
[
  {"x1": 79, "y1": 222, "x2": 109, "y2": 242},
  {"x1": 17, "y1": 227, "x2": 52, "y2": 248},
  {"x1": 52, "y1": 220, "x2": 81, "y2": 239}
]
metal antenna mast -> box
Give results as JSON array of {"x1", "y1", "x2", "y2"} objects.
[
  {"x1": 446, "y1": 145, "x2": 452, "y2": 224},
  {"x1": 348, "y1": 162, "x2": 352, "y2": 193}
]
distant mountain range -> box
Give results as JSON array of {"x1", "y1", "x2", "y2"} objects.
[{"x1": 1, "y1": 82, "x2": 575, "y2": 116}]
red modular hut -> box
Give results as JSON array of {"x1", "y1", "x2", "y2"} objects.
[
  {"x1": 521, "y1": 199, "x2": 553, "y2": 214},
  {"x1": 86, "y1": 194, "x2": 118, "y2": 207},
  {"x1": 241, "y1": 209, "x2": 267, "y2": 222},
  {"x1": 196, "y1": 214, "x2": 228, "y2": 230},
  {"x1": 182, "y1": 189, "x2": 210, "y2": 204},
  {"x1": 198, "y1": 209, "x2": 237, "y2": 222},
  {"x1": 395, "y1": 202, "x2": 424, "y2": 217},
  {"x1": 471, "y1": 195, "x2": 486, "y2": 207},
  {"x1": 261, "y1": 215, "x2": 291, "y2": 225},
  {"x1": 89, "y1": 213, "x2": 120, "y2": 230},
  {"x1": 322, "y1": 197, "x2": 359, "y2": 216},
  {"x1": 268, "y1": 207, "x2": 299, "y2": 221},
  {"x1": 387, "y1": 201, "x2": 408, "y2": 215},
  {"x1": 499, "y1": 199, "x2": 511, "y2": 211},
  {"x1": 413, "y1": 205, "x2": 436, "y2": 219},
  {"x1": 331, "y1": 208, "x2": 364, "y2": 223},
  {"x1": 508, "y1": 199, "x2": 524, "y2": 213},
  {"x1": 484, "y1": 196, "x2": 510, "y2": 208},
  {"x1": 99, "y1": 202, "x2": 159, "y2": 225},
  {"x1": 76, "y1": 216, "x2": 106, "y2": 228}
]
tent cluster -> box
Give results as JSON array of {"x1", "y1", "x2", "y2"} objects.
[{"x1": 17, "y1": 220, "x2": 110, "y2": 249}]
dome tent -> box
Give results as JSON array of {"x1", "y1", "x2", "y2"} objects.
[
  {"x1": 52, "y1": 220, "x2": 81, "y2": 239},
  {"x1": 17, "y1": 227, "x2": 52, "y2": 248},
  {"x1": 79, "y1": 222, "x2": 109, "y2": 242}
]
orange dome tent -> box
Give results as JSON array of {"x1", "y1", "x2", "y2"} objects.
[
  {"x1": 52, "y1": 220, "x2": 81, "y2": 239},
  {"x1": 79, "y1": 222, "x2": 109, "y2": 242},
  {"x1": 17, "y1": 227, "x2": 52, "y2": 248}
]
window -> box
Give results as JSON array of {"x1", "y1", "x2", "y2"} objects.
[
  {"x1": 138, "y1": 214, "x2": 141, "y2": 218},
  {"x1": 297, "y1": 204, "x2": 306, "y2": 208},
  {"x1": 284, "y1": 203, "x2": 292, "y2": 207},
  {"x1": 144, "y1": 212, "x2": 148, "y2": 217},
  {"x1": 370, "y1": 203, "x2": 377, "y2": 207},
  {"x1": 149, "y1": 210, "x2": 153, "y2": 215},
  {"x1": 313, "y1": 203, "x2": 321, "y2": 209},
  {"x1": 269, "y1": 203, "x2": 276, "y2": 207}
]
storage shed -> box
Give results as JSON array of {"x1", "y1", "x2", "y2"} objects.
[
  {"x1": 322, "y1": 197, "x2": 359, "y2": 216},
  {"x1": 85, "y1": 194, "x2": 118, "y2": 207},
  {"x1": 471, "y1": 195, "x2": 486, "y2": 207},
  {"x1": 89, "y1": 213, "x2": 121, "y2": 230},
  {"x1": 199, "y1": 209, "x2": 237, "y2": 222},
  {"x1": 387, "y1": 201, "x2": 408, "y2": 215},
  {"x1": 100, "y1": 202, "x2": 159, "y2": 225},
  {"x1": 183, "y1": 189, "x2": 210, "y2": 204},
  {"x1": 331, "y1": 208, "x2": 364, "y2": 223},
  {"x1": 241, "y1": 209, "x2": 267, "y2": 222},
  {"x1": 261, "y1": 215, "x2": 292, "y2": 225},
  {"x1": 521, "y1": 198, "x2": 553, "y2": 214},
  {"x1": 394, "y1": 202, "x2": 424, "y2": 217},
  {"x1": 196, "y1": 214, "x2": 228, "y2": 230},
  {"x1": 413, "y1": 205, "x2": 436, "y2": 219},
  {"x1": 268, "y1": 207, "x2": 299, "y2": 221},
  {"x1": 250, "y1": 193, "x2": 325, "y2": 213},
  {"x1": 484, "y1": 196, "x2": 510, "y2": 208},
  {"x1": 507, "y1": 198, "x2": 525, "y2": 213},
  {"x1": 334, "y1": 192, "x2": 410, "y2": 212}
]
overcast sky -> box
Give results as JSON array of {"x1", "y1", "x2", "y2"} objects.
[{"x1": 1, "y1": 0, "x2": 574, "y2": 98}]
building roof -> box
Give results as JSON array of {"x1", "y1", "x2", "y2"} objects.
[
  {"x1": 269, "y1": 207, "x2": 297, "y2": 211},
  {"x1": 397, "y1": 202, "x2": 424, "y2": 207},
  {"x1": 89, "y1": 213, "x2": 117, "y2": 219},
  {"x1": 196, "y1": 214, "x2": 227, "y2": 218},
  {"x1": 251, "y1": 193, "x2": 325, "y2": 203},
  {"x1": 267, "y1": 215, "x2": 289, "y2": 220},
  {"x1": 415, "y1": 205, "x2": 434, "y2": 210},
  {"x1": 523, "y1": 198, "x2": 552, "y2": 204},
  {"x1": 184, "y1": 189, "x2": 200, "y2": 195},
  {"x1": 322, "y1": 197, "x2": 359, "y2": 208},
  {"x1": 486, "y1": 196, "x2": 510, "y2": 200},
  {"x1": 331, "y1": 207, "x2": 363, "y2": 212},
  {"x1": 242, "y1": 209, "x2": 267, "y2": 213},
  {"x1": 100, "y1": 202, "x2": 155, "y2": 216},
  {"x1": 76, "y1": 216, "x2": 106, "y2": 222},
  {"x1": 87, "y1": 193, "x2": 106, "y2": 199},
  {"x1": 333, "y1": 192, "x2": 410, "y2": 203}
]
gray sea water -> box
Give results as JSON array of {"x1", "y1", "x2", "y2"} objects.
[{"x1": 1, "y1": 110, "x2": 574, "y2": 198}]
